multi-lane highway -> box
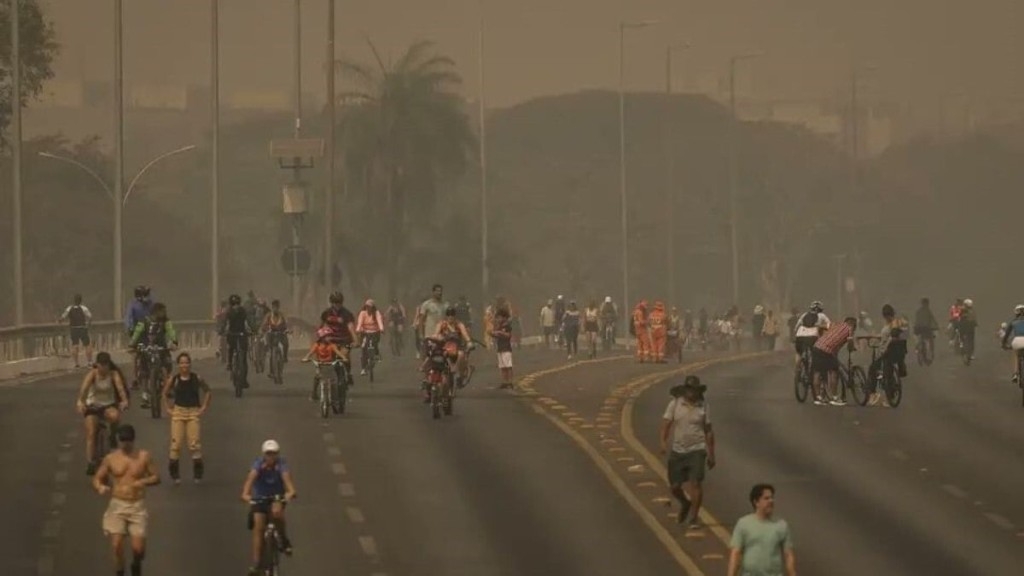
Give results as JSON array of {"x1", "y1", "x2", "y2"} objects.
[{"x1": 3, "y1": 342, "x2": 1022, "y2": 576}]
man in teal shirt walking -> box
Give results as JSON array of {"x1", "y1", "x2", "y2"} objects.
[{"x1": 728, "y1": 483, "x2": 797, "y2": 576}]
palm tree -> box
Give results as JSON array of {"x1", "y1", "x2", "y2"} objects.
[{"x1": 336, "y1": 40, "x2": 477, "y2": 296}]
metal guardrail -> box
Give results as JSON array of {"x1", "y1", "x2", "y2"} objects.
[{"x1": 0, "y1": 320, "x2": 217, "y2": 363}]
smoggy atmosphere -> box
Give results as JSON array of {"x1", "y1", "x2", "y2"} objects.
[{"x1": 2, "y1": 2, "x2": 1024, "y2": 576}]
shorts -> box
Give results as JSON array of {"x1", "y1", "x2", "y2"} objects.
[
  {"x1": 794, "y1": 336, "x2": 817, "y2": 355},
  {"x1": 667, "y1": 450, "x2": 707, "y2": 486},
  {"x1": 103, "y1": 498, "x2": 148, "y2": 537},
  {"x1": 497, "y1": 352, "x2": 513, "y2": 369},
  {"x1": 543, "y1": 326, "x2": 555, "y2": 336},
  {"x1": 83, "y1": 403, "x2": 117, "y2": 418},
  {"x1": 70, "y1": 327, "x2": 90, "y2": 346},
  {"x1": 1012, "y1": 336, "x2": 1024, "y2": 351},
  {"x1": 811, "y1": 347, "x2": 839, "y2": 376}
]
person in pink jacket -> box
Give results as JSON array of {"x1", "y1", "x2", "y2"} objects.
[{"x1": 356, "y1": 300, "x2": 385, "y2": 376}]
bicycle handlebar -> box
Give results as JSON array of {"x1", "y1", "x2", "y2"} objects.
[{"x1": 249, "y1": 494, "x2": 296, "y2": 504}]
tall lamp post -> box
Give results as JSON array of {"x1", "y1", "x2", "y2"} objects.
[
  {"x1": 727, "y1": 52, "x2": 760, "y2": 307},
  {"x1": 618, "y1": 19, "x2": 657, "y2": 314},
  {"x1": 11, "y1": 0, "x2": 23, "y2": 325},
  {"x1": 325, "y1": 0, "x2": 336, "y2": 299},
  {"x1": 664, "y1": 42, "x2": 690, "y2": 304},
  {"x1": 211, "y1": 0, "x2": 220, "y2": 315},
  {"x1": 478, "y1": 0, "x2": 489, "y2": 304},
  {"x1": 39, "y1": 145, "x2": 197, "y2": 318}
]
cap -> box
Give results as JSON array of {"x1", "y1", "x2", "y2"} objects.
[{"x1": 262, "y1": 439, "x2": 280, "y2": 453}]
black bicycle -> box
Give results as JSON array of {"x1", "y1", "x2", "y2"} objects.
[
  {"x1": 601, "y1": 321, "x2": 615, "y2": 352},
  {"x1": 249, "y1": 495, "x2": 294, "y2": 576},
  {"x1": 137, "y1": 344, "x2": 167, "y2": 419},
  {"x1": 229, "y1": 332, "x2": 248, "y2": 398},
  {"x1": 838, "y1": 338, "x2": 871, "y2": 406},
  {"x1": 794, "y1": 346, "x2": 813, "y2": 403},
  {"x1": 866, "y1": 339, "x2": 903, "y2": 407},
  {"x1": 915, "y1": 331, "x2": 935, "y2": 366},
  {"x1": 360, "y1": 334, "x2": 381, "y2": 383},
  {"x1": 266, "y1": 331, "x2": 289, "y2": 385},
  {"x1": 389, "y1": 323, "x2": 405, "y2": 357}
]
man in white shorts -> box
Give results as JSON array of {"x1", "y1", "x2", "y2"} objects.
[
  {"x1": 93, "y1": 425, "x2": 160, "y2": 576},
  {"x1": 491, "y1": 308, "x2": 515, "y2": 389}
]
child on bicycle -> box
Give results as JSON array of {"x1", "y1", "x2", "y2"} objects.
[{"x1": 301, "y1": 327, "x2": 348, "y2": 400}]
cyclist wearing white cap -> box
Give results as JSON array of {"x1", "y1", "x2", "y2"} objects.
[{"x1": 241, "y1": 440, "x2": 297, "y2": 575}]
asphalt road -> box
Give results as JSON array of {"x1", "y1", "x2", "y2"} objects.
[
  {"x1": 629, "y1": 343, "x2": 1024, "y2": 576},
  {"x1": 2, "y1": 345, "x2": 687, "y2": 576}
]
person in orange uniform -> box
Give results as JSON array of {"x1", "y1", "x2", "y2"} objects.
[
  {"x1": 633, "y1": 301, "x2": 651, "y2": 362},
  {"x1": 649, "y1": 301, "x2": 668, "y2": 363}
]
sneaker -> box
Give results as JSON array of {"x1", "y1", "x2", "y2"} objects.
[
  {"x1": 867, "y1": 393, "x2": 881, "y2": 407},
  {"x1": 677, "y1": 498, "x2": 692, "y2": 525},
  {"x1": 829, "y1": 398, "x2": 847, "y2": 407},
  {"x1": 360, "y1": 369, "x2": 367, "y2": 376},
  {"x1": 813, "y1": 398, "x2": 826, "y2": 406}
]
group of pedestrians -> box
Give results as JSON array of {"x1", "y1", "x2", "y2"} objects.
[{"x1": 660, "y1": 374, "x2": 797, "y2": 576}]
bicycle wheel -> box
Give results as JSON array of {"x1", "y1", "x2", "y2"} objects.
[
  {"x1": 885, "y1": 370, "x2": 903, "y2": 408},
  {"x1": 232, "y1": 350, "x2": 245, "y2": 398},
  {"x1": 793, "y1": 364, "x2": 810, "y2": 403},
  {"x1": 149, "y1": 369, "x2": 163, "y2": 419},
  {"x1": 431, "y1": 383, "x2": 442, "y2": 419},
  {"x1": 334, "y1": 364, "x2": 348, "y2": 414},
  {"x1": 849, "y1": 366, "x2": 870, "y2": 406},
  {"x1": 368, "y1": 348, "x2": 375, "y2": 383},
  {"x1": 260, "y1": 529, "x2": 279, "y2": 576},
  {"x1": 319, "y1": 378, "x2": 330, "y2": 419}
]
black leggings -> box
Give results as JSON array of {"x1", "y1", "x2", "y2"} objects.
[{"x1": 564, "y1": 328, "x2": 579, "y2": 355}]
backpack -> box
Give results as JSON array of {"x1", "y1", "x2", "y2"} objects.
[
  {"x1": 67, "y1": 305, "x2": 87, "y2": 327},
  {"x1": 801, "y1": 312, "x2": 819, "y2": 329}
]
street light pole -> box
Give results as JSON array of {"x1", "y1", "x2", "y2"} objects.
[
  {"x1": 11, "y1": 0, "x2": 23, "y2": 325},
  {"x1": 325, "y1": 0, "x2": 335, "y2": 298},
  {"x1": 211, "y1": 0, "x2": 220, "y2": 315},
  {"x1": 728, "y1": 53, "x2": 759, "y2": 308},
  {"x1": 664, "y1": 43, "x2": 689, "y2": 305},
  {"x1": 114, "y1": 0, "x2": 125, "y2": 319},
  {"x1": 478, "y1": 0, "x2": 489, "y2": 305},
  {"x1": 618, "y1": 19, "x2": 657, "y2": 316}
]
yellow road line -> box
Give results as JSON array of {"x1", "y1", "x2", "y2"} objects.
[
  {"x1": 531, "y1": 404, "x2": 709, "y2": 576},
  {"x1": 619, "y1": 352, "x2": 770, "y2": 548}
]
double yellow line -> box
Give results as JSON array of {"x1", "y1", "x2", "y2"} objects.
[{"x1": 520, "y1": 352, "x2": 770, "y2": 575}]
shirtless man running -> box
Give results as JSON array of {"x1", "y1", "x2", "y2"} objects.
[{"x1": 92, "y1": 424, "x2": 161, "y2": 576}]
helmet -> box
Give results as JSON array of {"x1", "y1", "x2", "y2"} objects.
[
  {"x1": 604, "y1": 296, "x2": 612, "y2": 303},
  {"x1": 963, "y1": 299, "x2": 974, "y2": 308},
  {"x1": 134, "y1": 285, "x2": 150, "y2": 298},
  {"x1": 810, "y1": 301, "x2": 824, "y2": 313},
  {"x1": 1015, "y1": 305, "x2": 1024, "y2": 316},
  {"x1": 261, "y1": 439, "x2": 280, "y2": 453},
  {"x1": 557, "y1": 295, "x2": 564, "y2": 300},
  {"x1": 316, "y1": 326, "x2": 332, "y2": 340},
  {"x1": 858, "y1": 310, "x2": 869, "y2": 318},
  {"x1": 228, "y1": 294, "x2": 241, "y2": 306},
  {"x1": 329, "y1": 291, "x2": 344, "y2": 305},
  {"x1": 882, "y1": 304, "x2": 895, "y2": 318},
  {"x1": 445, "y1": 306, "x2": 458, "y2": 317},
  {"x1": 753, "y1": 304, "x2": 764, "y2": 314},
  {"x1": 365, "y1": 299, "x2": 375, "y2": 308}
]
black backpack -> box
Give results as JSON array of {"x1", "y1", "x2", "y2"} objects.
[
  {"x1": 67, "y1": 305, "x2": 87, "y2": 327},
  {"x1": 801, "y1": 312, "x2": 819, "y2": 329}
]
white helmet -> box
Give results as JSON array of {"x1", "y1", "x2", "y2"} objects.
[
  {"x1": 963, "y1": 299, "x2": 974, "y2": 308},
  {"x1": 1015, "y1": 304, "x2": 1024, "y2": 316},
  {"x1": 261, "y1": 439, "x2": 281, "y2": 453},
  {"x1": 604, "y1": 296, "x2": 612, "y2": 303}
]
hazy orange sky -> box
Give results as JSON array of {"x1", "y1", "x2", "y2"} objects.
[{"x1": 42, "y1": 0, "x2": 1024, "y2": 108}]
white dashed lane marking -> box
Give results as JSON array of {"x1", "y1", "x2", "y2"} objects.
[
  {"x1": 38, "y1": 428, "x2": 76, "y2": 576},
  {"x1": 331, "y1": 462, "x2": 348, "y2": 475},
  {"x1": 338, "y1": 483, "x2": 356, "y2": 497},
  {"x1": 358, "y1": 535, "x2": 379, "y2": 557},
  {"x1": 984, "y1": 513, "x2": 1015, "y2": 531},
  {"x1": 346, "y1": 507, "x2": 366, "y2": 523}
]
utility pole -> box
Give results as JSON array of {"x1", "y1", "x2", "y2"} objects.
[
  {"x1": 210, "y1": 0, "x2": 220, "y2": 315},
  {"x1": 325, "y1": 0, "x2": 335, "y2": 297},
  {"x1": 11, "y1": 0, "x2": 23, "y2": 325},
  {"x1": 478, "y1": 0, "x2": 489, "y2": 305},
  {"x1": 113, "y1": 0, "x2": 125, "y2": 319},
  {"x1": 291, "y1": 0, "x2": 303, "y2": 316}
]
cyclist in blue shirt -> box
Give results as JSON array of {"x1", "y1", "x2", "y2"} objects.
[
  {"x1": 1000, "y1": 305, "x2": 1024, "y2": 382},
  {"x1": 241, "y1": 439, "x2": 296, "y2": 575}
]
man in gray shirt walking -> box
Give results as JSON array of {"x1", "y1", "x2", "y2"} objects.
[
  {"x1": 659, "y1": 375, "x2": 715, "y2": 530},
  {"x1": 729, "y1": 483, "x2": 797, "y2": 576}
]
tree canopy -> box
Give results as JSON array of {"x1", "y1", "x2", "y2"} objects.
[{"x1": 0, "y1": 0, "x2": 59, "y2": 143}]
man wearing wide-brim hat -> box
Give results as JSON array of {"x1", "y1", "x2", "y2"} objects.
[{"x1": 660, "y1": 375, "x2": 716, "y2": 531}]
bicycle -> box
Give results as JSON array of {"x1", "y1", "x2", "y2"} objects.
[
  {"x1": 248, "y1": 494, "x2": 294, "y2": 576},
  {"x1": 251, "y1": 334, "x2": 267, "y2": 375},
  {"x1": 601, "y1": 322, "x2": 615, "y2": 352},
  {"x1": 866, "y1": 339, "x2": 903, "y2": 407},
  {"x1": 423, "y1": 338, "x2": 456, "y2": 419},
  {"x1": 84, "y1": 406, "x2": 117, "y2": 469},
  {"x1": 359, "y1": 334, "x2": 381, "y2": 383},
  {"x1": 838, "y1": 338, "x2": 871, "y2": 406},
  {"x1": 793, "y1": 345, "x2": 814, "y2": 403},
  {"x1": 137, "y1": 344, "x2": 167, "y2": 419},
  {"x1": 915, "y1": 332, "x2": 935, "y2": 366},
  {"x1": 229, "y1": 332, "x2": 249, "y2": 398},
  {"x1": 309, "y1": 359, "x2": 347, "y2": 418},
  {"x1": 1005, "y1": 346, "x2": 1024, "y2": 407},
  {"x1": 266, "y1": 331, "x2": 289, "y2": 386},
  {"x1": 388, "y1": 324, "x2": 405, "y2": 357}
]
